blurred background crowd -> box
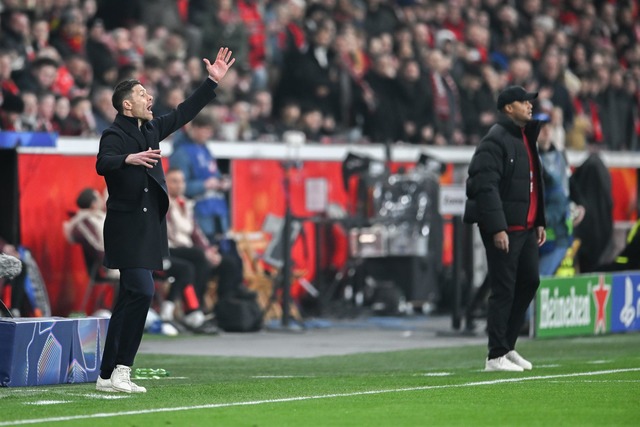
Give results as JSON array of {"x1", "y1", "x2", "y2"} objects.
[{"x1": 0, "y1": 0, "x2": 639, "y2": 149}]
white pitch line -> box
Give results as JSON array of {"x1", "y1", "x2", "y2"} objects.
[{"x1": 1, "y1": 367, "x2": 639, "y2": 427}]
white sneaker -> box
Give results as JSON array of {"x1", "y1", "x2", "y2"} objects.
[
  {"x1": 110, "y1": 365, "x2": 147, "y2": 393},
  {"x1": 506, "y1": 350, "x2": 533, "y2": 370},
  {"x1": 485, "y1": 356, "x2": 525, "y2": 372},
  {"x1": 96, "y1": 376, "x2": 116, "y2": 392},
  {"x1": 160, "y1": 301, "x2": 176, "y2": 321},
  {"x1": 183, "y1": 310, "x2": 205, "y2": 329},
  {"x1": 161, "y1": 321, "x2": 179, "y2": 336}
]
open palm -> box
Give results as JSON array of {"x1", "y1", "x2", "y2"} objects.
[{"x1": 203, "y1": 47, "x2": 236, "y2": 83}]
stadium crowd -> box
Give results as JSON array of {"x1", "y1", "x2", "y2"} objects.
[{"x1": 0, "y1": 0, "x2": 639, "y2": 150}]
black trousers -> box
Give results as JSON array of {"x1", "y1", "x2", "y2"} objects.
[
  {"x1": 100, "y1": 268, "x2": 154, "y2": 377},
  {"x1": 164, "y1": 256, "x2": 195, "y2": 302},
  {"x1": 482, "y1": 229, "x2": 540, "y2": 360},
  {"x1": 170, "y1": 247, "x2": 209, "y2": 303}
]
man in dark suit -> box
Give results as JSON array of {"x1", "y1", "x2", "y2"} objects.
[{"x1": 95, "y1": 48, "x2": 235, "y2": 393}]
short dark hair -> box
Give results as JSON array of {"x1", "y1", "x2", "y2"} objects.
[
  {"x1": 76, "y1": 188, "x2": 97, "y2": 209},
  {"x1": 166, "y1": 167, "x2": 183, "y2": 175},
  {"x1": 112, "y1": 79, "x2": 141, "y2": 114},
  {"x1": 191, "y1": 111, "x2": 215, "y2": 128}
]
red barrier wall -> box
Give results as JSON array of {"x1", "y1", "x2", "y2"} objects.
[{"x1": 17, "y1": 154, "x2": 638, "y2": 315}]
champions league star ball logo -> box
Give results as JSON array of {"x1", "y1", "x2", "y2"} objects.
[
  {"x1": 620, "y1": 276, "x2": 640, "y2": 328},
  {"x1": 592, "y1": 275, "x2": 611, "y2": 334}
]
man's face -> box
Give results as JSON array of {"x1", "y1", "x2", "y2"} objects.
[
  {"x1": 166, "y1": 170, "x2": 186, "y2": 199},
  {"x1": 124, "y1": 84, "x2": 153, "y2": 121},
  {"x1": 505, "y1": 100, "x2": 533, "y2": 123}
]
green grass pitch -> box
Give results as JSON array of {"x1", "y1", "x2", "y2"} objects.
[{"x1": 1, "y1": 333, "x2": 638, "y2": 426}]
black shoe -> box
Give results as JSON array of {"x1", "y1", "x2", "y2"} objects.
[
  {"x1": 192, "y1": 318, "x2": 220, "y2": 335},
  {"x1": 164, "y1": 319, "x2": 189, "y2": 334}
]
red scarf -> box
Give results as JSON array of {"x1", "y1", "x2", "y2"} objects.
[{"x1": 574, "y1": 97, "x2": 603, "y2": 143}]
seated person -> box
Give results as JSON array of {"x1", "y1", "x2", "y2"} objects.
[
  {"x1": 165, "y1": 168, "x2": 254, "y2": 306},
  {"x1": 65, "y1": 188, "x2": 216, "y2": 334},
  {"x1": 596, "y1": 218, "x2": 640, "y2": 272}
]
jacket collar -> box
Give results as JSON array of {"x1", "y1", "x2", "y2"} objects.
[
  {"x1": 114, "y1": 114, "x2": 147, "y2": 151},
  {"x1": 497, "y1": 113, "x2": 542, "y2": 144}
]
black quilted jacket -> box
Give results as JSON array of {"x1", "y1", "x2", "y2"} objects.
[{"x1": 463, "y1": 115, "x2": 546, "y2": 235}]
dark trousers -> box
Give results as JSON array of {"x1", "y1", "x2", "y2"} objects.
[
  {"x1": 164, "y1": 256, "x2": 195, "y2": 302},
  {"x1": 482, "y1": 229, "x2": 540, "y2": 360},
  {"x1": 100, "y1": 268, "x2": 154, "y2": 377},
  {"x1": 170, "y1": 246, "x2": 209, "y2": 303}
]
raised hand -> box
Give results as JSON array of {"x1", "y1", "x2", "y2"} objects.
[
  {"x1": 203, "y1": 47, "x2": 236, "y2": 83},
  {"x1": 126, "y1": 148, "x2": 162, "y2": 169}
]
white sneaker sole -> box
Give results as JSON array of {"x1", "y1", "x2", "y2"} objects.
[{"x1": 96, "y1": 385, "x2": 118, "y2": 393}]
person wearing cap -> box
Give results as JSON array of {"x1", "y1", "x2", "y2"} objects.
[
  {"x1": 463, "y1": 85, "x2": 546, "y2": 372},
  {"x1": 95, "y1": 48, "x2": 235, "y2": 393}
]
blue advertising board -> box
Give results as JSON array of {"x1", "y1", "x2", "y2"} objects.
[{"x1": 610, "y1": 273, "x2": 640, "y2": 333}]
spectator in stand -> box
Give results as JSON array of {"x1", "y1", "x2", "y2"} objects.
[
  {"x1": 228, "y1": 99, "x2": 254, "y2": 141},
  {"x1": 237, "y1": 0, "x2": 268, "y2": 91},
  {"x1": 397, "y1": 58, "x2": 435, "y2": 144},
  {"x1": 537, "y1": 47, "x2": 574, "y2": 129},
  {"x1": 363, "y1": 0, "x2": 399, "y2": 38},
  {"x1": 292, "y1": 18, "x2": 342, "y2": 124},
  {"x1": 0, "y1": 0, "x2": 637, "y2": 149},
  {"x1": 0, "y1": 49, "x2": 19, "y2": 94},
  {"x1": 170, "y1": 111, "x2": 231, "y2": 243},
  {"x1": 361, "y1": 52, "x2": 403, "y2": 143},
  {"x1": 64, "y1": 55, "x2": 93, "y2": 98},
  {"x1": 92, "y1": 86, "x2": 116, "y2": 134},
  {"x1": 52, "y1": 94, "x2": 70, "y2": 131},
  {"x1": 598, "y1": 66, "x2": 638, "y2": 151},
  {"x1": 19, "y1": 91, "x2": 38, "y2": 130},
  {"x1": 459, "y1": 63, "x2": 496, "y2": 146},
  {"x1": 152, "y1": 85, "x2": 185, "y2": 118},
  {"x1": 568, "y1": 71, "x2": 601, "y2": 149},
  {"x1": 110, "y1": 27, "x2": 142, "y2": 68},
  {"x1": 58, "y1": 95, "x2": 96, "y2": 136},
  {"x1": 274, "y1": 99, "x2": 302, "y2": 139},
  {"x1": 49, "y1": 7, "x2": 87, "y2": 59},
  {"x1": 0, "y1": 89, "x2": 24, "y2": 130},
  {"x1": 138, "y1": 55, "x2": 164, "y2": 101},
  {"x1": 426, "y1": 49, "x2": 464, "y2": 145},
  {"x1": 85, "y1": 17, "x2": 117, "y2": 87},
  {"x1": 194, "y1": 0, "x2": 248, "y2": 71},
  {"x1": 299, "y1": 107, "x2": 326, "y2": 143},
  {"x1": 31, "y1": 18, "x2": 51, "y2": 57},
  {"x1": 14, "y1": 56, "x2": 60, "y2": 95},
  {"x1": 507, "y1": 57, "x2": 534, "y2": 88},
  {"x1": 250, "y1": 89, "x2": 277, "y2": 140},
  {"x1": 34, "y1": 91, "x2": 58, "y2": 132},
  {"x1": 0, "y1": 10, "x2": 32, "y2": 63}
]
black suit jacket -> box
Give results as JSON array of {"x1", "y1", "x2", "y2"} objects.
[{"x1": 96, "y1": 78, "x2": 218, "y2": 269}]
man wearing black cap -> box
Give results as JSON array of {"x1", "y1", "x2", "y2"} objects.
[{"x1": 463, "y1": 85, "x2": 546, "y2": 372}]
